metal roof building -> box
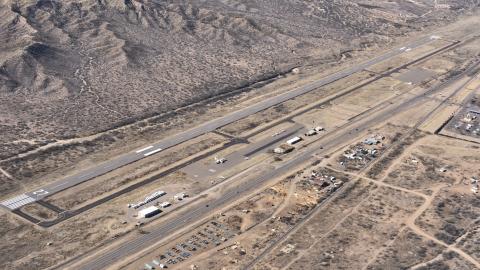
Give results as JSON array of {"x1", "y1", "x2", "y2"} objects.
[
  {"x1": 286, "y1": 136, "x2": 302, "y2": 145},
  {"x1": 138, "y1": 206, "x2": 161, "y2": 219}
]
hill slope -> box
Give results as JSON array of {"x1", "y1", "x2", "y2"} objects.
[{"x1": 0, "y1": 0, "x2": 478, "y2": 147}]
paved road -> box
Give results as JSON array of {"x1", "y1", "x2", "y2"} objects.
[
  {"x1": 0, "y1": 36, "x2": 438, "y2": 211},
  {"x1": 76, "y1": 49, "x2": 480, "y2": 270}
]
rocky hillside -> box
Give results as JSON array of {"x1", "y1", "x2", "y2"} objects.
[{"x1": 0, "y1": 0, "x2": 478, "y2": 146}]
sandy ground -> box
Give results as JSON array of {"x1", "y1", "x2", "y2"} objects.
[
  {"x1": 122, "y1": 19, "x2": 480, "y2": 269},
  {"x1": 1, "y1": 9, "x2": 480, "y2": 270}
]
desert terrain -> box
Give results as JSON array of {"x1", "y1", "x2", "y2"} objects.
[{"x1": 0, "y1": 1, "x2": 479, "y2": 270}]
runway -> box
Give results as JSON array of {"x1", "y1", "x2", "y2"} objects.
[
  {"x1": 0, "y1": 36, "x2": 438, "y2": 212},
  {"x1": 76, "y1": 51, "x2": 480, "y2": 270}
]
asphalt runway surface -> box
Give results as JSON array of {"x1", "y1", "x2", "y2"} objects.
[
  {"x1": 0, "y1": 36, "x2": 437, "y2": 212},
  {"x1": 76, "y1": 53, "x2": 480, "y2": 270}
]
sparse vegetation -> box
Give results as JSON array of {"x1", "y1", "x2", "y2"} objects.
[{"x1": 1, "y1": 1, "x2": 480, "y2": 270}]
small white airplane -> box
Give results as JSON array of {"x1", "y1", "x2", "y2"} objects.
[{"x1": 214, "y1": 156, "x2": 227, "y2": 164}]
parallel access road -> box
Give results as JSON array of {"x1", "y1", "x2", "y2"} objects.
[
  {"x1": 1, "y1": 36, "x2": 437, "y2": 211},
  {"x1": 76, "y1": 46, "x2": 480, "y2": 270}
]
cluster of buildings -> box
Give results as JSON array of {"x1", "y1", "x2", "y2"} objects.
[
  {"x1": 132, "y1": 191, "x2": 189, "y2": 219},
  {"x1": 455, "y1": 110, "x2": 480, "y2": 135},
  {"x1": 309, "y1": 170, "x2": 344, "y2": 193},
  {"x1": 339, "y1": 134, "x2": 385, "y2": 169},
  {"x1": 273, "y1": 126, "x2": 325, "y2": 154},
  {"x1": 363, "y1": 134, "x2": 384, "y2": 145}
]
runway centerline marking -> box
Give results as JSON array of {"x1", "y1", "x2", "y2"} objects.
[
  {"x1": 144, "y1": 148, "x2": 163, "y2": 156},
  {"x1": 135, "y1": 145, "x2": 154, "y2": 153}
]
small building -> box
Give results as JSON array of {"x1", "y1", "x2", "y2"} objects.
[
  {"x1": 364, "y1": 137, "x2": 380, "y2": 145},
  {"x1": 138, "y1": 206, "x2": 161, "y2": 219},
  {"x1": 305, "y1": 129, "x2": 317, "y2": 136},
  {"x1": 286, "y1": 136, "x2": 302, "y2": 145},
  {"x1": 159, "y1": 201, "x2": 171, "y2": 208},
  {"x1": 174, "y1": 192, "x2": 188, "y2": 201},
  {"x1": 274, "y1": 144, "x2": 294, "y2": 154},
  {"x1": 152, "y1": 260, "x2": 164, "y2": 267}
]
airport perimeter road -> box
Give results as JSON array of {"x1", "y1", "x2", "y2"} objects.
[
  {"x1": 75, "y1": 55, "x2": 479, "y2": 270},
  {"x1": 0, "y1": 36, "x2": 439, "y2": 212}
]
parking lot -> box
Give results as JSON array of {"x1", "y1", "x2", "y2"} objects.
[
  {"x1": 142, "y1": 220, "x2": 238, "y2": 269},
  {"x1": 443, "y1": 95, "x2": 480, "y2": 141}
]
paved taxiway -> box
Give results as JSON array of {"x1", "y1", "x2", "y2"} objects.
[
  {"x1": 76, "y1": 49, "x2": 480, "y2": 270},
  {"x1": 0, "y1": 36, "x2": 438, "y2": 211}
]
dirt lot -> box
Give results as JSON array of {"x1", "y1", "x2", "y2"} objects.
[
  {"x1": 366, "y1": 228, "x2": 445, "y2": 270},
  {"x1": 383, "y1": 135, "x2": 479, "y2": 190},
  {"x1": 416, "y1": 189, "x2": 480, "y2": 246},
  {"x1": 413, "y1": 251, "x2": 478, "y2": 270},
  {"x1": 457, "y1": 224, "x2": 480, "y2": 262},
  {"x1": 0, "y1": 203, "x2": 130, "y2": 270},
  {"x1": 249, "y1": 179, "x2": 425, "y2": 270}
]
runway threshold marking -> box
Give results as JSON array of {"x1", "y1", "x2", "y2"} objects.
[
  {"x1": 1, "y1": 36, "x2": 442, "y2": 216},
  {"x1": 135, "y1": 145, "x2": 154, "y2": 153},
  {"x1": 1, "y1": 194, "x2": 36, "y2": 210}
]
